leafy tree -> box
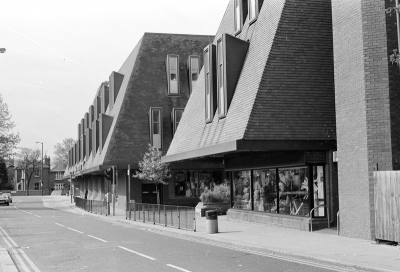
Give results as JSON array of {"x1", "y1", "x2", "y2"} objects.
[
  {"x1": 386, "y1": 1, "x2": 400, "y2": 65},
  {"x1": 53, "y1": 138, "x2": 74, "y2": 168},
  {"x1": 0, "y1": 157, "x2": 12, "y2": 190},
  {"x1": 15, "y1": 147, "x2": 41, "y2": 195},
  {"x1": 0, "y1": 94, "x2": 20, "y2": 158},
  {"x1": 133, "y1": 144, "x2": 170, "y2": 204}
]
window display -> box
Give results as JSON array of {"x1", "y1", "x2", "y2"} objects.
[
  {"x1": 173, "y1": 170, "x2": 223, "y2": 198},
  {"x1": 233, "y1": 171, "x2": 251, "y2": 210},
  {"x1": 277, "y1": 167, "x2": 309, "y2": 216},
  {"x1": 253, "y1": 169, "x2": 276, "y2": 212},
  {"x1": 229, "y1": 165, "x2": 326, "y2": 218}
]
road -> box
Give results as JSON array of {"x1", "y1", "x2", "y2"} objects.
[{"x1": 0, "y1": 196, "x2": 351, "y2": 272}]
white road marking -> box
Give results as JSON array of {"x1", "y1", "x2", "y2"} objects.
[
  {"x1": 11, "y1": 248, "x2": 31, "y2": 272},
  {"x1": 88, "y1": 235, "x2": 107, "y2": 242},
  {"x1": 67, "y1": 227, "x2": 83, "y2": 234},
  {"x1": 18, "y1": 248, "x2": 41, "y2": 272},
  {"x1": 166, "y1": 264, "x2": 192, "y2": 272},
  {"x1": 55, "y1": 223, "x2": 64, "y2": 227},
  {"x1": 118, "y1": 246, "x2": 156, "y2": 260},
  {"x1": 0, "y1": 227, "x2": 41, "y2": 272}
]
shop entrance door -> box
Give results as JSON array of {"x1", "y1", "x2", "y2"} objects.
[{"x1": 142, "y1": 184, "x2": 161, "y2": 204}]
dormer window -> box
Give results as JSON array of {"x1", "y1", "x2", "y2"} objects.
[
  {"x1": 204, "y1": 44, "x2": 217, "y2": 123},
  {"x1": 166, "y1": 55, "x2": 179, "y2": 95},
  {"x1": 217, "y1": 38, "x2": 225, "y2": 117},
  {"x1": 171, "y1": 108, "x2": 184, "y2": 135},
  {"x1": 234, "y1": 0, "x2": 248, "y2": 34},
  {"x1": 149, "y1": 107, "x2": 162, "y2": 149},
  {"x1": 248, "y1": 0, "x2": 263, "y2": 23},
  {"x1": 216, "y1": 34, "x2": 249, "y2": 119},
  {"x1": 187, "y1": 55, "x2": 200, "y2": 94}
]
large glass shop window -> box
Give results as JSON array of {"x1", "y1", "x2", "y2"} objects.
[
  {"x1": 233, "y1": 171, "x2": 252, "y2": 210},
  {"x1": 253, "y1": 169, "x2": 276, "y2": 212},
  {"x1": 232, "y1": 166, "x2": 326, "y2": 218},
  {"x1": 173, "y1": 170, "x2": 224, "y2": 198},
  {"x1": 277, "y1": 167, "x2": 309, "y2": 216}
]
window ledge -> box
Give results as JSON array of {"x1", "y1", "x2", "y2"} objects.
[
  {"x1": 249, "y1": 17, "x2": 258, "y2": 26},
  {"x1": 234, "y1": 29, "x2": 242, "y2": 37}
]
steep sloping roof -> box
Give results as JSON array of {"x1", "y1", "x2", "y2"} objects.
[
  {"x1": 166, "y1": 0, "x2": 335, "y2": 158},
  {"x1": 66, "y1": 33, "x2": 213, "y2": 175}
]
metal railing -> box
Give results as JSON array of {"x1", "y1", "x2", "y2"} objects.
[
  {"x1": 127, "y1": 202, "x2": 196, "y2": 231},
  {"x1": 75, "y1": 196, "x2": 109, "y2": 215},
  {"x1": 308, "y1": 204, "x2": 330, "y2": 232}
]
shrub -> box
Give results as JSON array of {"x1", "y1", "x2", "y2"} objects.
[{"x1": 199, "y1": 184, "x2": 230, "y2": 203}]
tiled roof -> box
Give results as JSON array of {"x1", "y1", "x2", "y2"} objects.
[
  {"x1": 66, "y1": 32, "x2": 213, "y2": 175},
  {"x1": 166, "y1": 0, "x2": 336, "y2": 157}
]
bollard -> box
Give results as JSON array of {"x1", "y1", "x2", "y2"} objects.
[{"x1": 205, "y1": 210, "x2": 218, "y2": 234}]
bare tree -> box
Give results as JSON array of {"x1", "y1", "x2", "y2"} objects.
[
  {"x1": 0, "y1": 94, "x2": 20, "y2": 159},
  {"x1": 53, "y1": 138, "x2": 74, "y2": 168},
  {"x1": 15, "y1": 147, "x2": 41, "y2": 195}
]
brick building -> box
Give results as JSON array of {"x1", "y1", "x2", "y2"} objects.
[
  {"x1": 331, "y1": 0, "x2": 400, "y2": 240},
  {"x1": 163, "y1": 0, "x2": 337, "y2": 231},
  {"x1": 64, "y1": 33, "x2": 214, "y2": 208}
]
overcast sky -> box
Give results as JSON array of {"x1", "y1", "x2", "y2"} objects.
[{"x1": 0, "y1": 0, "x2": 228, "y2": 161}]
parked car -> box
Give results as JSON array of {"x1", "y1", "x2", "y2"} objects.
[{"x1": 0, "y1": 193, "x2": 11, "y2": 206}]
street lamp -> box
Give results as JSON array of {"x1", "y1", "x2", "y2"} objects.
[
  {"x1": 0, "y1": 48, "x2": 5, "y2": 53},
  {"x1": 36, "y1": 142, "x2": 43, "y2": 196}
]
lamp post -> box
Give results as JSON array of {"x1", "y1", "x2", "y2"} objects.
[{"x1": 36, "y1": 142, "x2": 43, "y2": 196}]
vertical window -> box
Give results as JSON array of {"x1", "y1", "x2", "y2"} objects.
[
  {"x1": 187, "y1": 55, "x2": 200, "y2": 94},
  {"x1": 171, "y1": 108, "x2": 184, "y2": 135},
  {"x1": 204, "y1": 44, "x2": 216, "y2": 123},
  {"x1": 234, "y1": 0, "x2": 248, "y2": 34},
  {"x1": 217, "y1": 38, "x2": 226, "y2": 117},
  {"x1": 149, "y1": 108, "x2": 162, "y2": 149},
  {"x1": 35, "y1": 183, "x2": 40, "y2": 190},
  {"x1": 248, "y1": 0, "x2": 263, "y2": 22},
  {"x1": 34, "y1": 167, "x2": 40, "y2": 177},
  {"x1": 166, "y1": 55, "x2": 179, "y2": 95}
]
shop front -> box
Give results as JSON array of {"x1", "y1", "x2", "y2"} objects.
[{"x1": 224, "y1": 151, "x2": 336, "y2": 231}]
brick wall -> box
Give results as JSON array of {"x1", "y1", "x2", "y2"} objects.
[{"x1": 332, "y1": 0, "x2": 393, "y2": 240}]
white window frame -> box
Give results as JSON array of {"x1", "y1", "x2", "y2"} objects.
[
  {"x1": 166, "y1": 55, "x2": 180, "y2": 95},
  {"x1": 149, "y1": 107, "x2": 163, "y2": 149},
  {"x1": 187, "y1": 55, "x2": 200, "y2": 95},
  {"x1": 171, "y1": 108, "x2": 184, "y2": 135},
  {"x1": 217, "y1": 38, "x2": 226, "y2": 118},
  {"x1": 204, "y1": 45, "x2": 216, "y2": 123}
]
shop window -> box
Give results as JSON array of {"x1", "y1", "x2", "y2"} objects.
[
  {"x1": 231, "y1": 166, "x2": 315, "y2": 217},
  {"x1": 171, "y1": 108, "x2": 184, "y2": 136},
  {"x1": 187, "y1": 55, "x2": 200, "y2": 94},
  {"x1": 34, "y1": 167, "x2": 40, "y2": 177},
  {"x1": 248, "y1": 0, "x2": 264, "y2": 23},
  {"x1": 253, "y1": 169, "x2": 276, "y2": 212},
  {"x1": 277, "y1": 167, "x2": 309, "y2": 216},
  {"x1": 173, "y1": 170, "x2": 224, "y2": 198},
  {"x1": 149, "y1": 107, "x2": 162, "y2": 149},
  {"x1": 166, "y1": 55, "x2": 179, "y2": 95},
  {"x1": 234, "y1": 0, "x2": 248, "y2": 34},
  {"x1": 204, "y1": 44, "x2": 217, "y2": 123},
  {"x1": 233, "y1": 171, "x2": 252, "y2": 210},
  {"x1": 312, "y1": 166, "x2": 325, "y2": 217}
]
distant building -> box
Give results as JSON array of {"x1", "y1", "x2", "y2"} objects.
[{"x1": 64, "y1": 33, "x2": 214, "y2": 207}]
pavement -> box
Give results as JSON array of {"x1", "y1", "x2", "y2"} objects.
[{"x1": 1, "y1": 196, "x2": 400, "y2": 272}]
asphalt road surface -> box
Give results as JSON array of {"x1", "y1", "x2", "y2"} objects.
[{"x1": 0, "y1": 196, "x2": 353, "y2": 272}]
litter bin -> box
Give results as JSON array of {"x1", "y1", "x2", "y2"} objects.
[{"x1": 205, "y1": 210, "x2": 218, "y2": 234}]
